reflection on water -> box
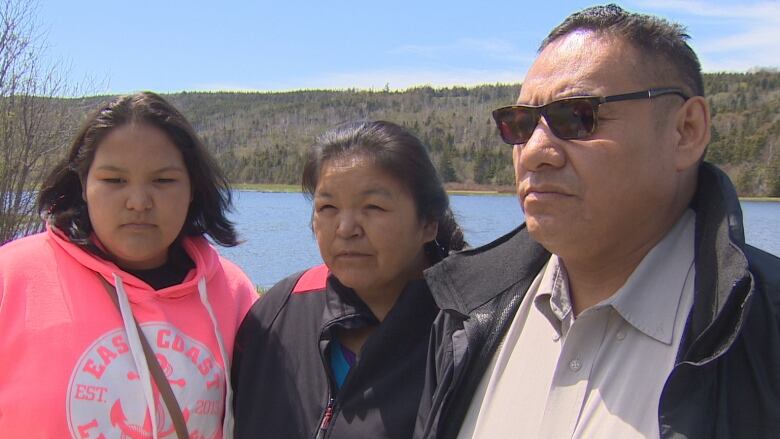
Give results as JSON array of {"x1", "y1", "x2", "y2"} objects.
[{"x1": 221, "y1": 192, "x2": 779, "y2": 288}]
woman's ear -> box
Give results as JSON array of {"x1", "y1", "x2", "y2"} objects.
[
  {"x1": 674, "y1": 95, "x2": 710, "y2": 171},
  {"x1": 423, "y1": 220, "x2": 439, "y2": 244}
]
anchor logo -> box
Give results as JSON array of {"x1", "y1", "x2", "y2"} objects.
[
  {"x1": 67, "y1": 324, "x2": 224, "y2": 438},
  {"x1": 109, "y1": 353, "x2": 192, "y2": 438}
]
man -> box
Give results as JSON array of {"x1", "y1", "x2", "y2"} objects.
[{"x1": 416, "y1": 4, "x2": 780, "y2": 438}]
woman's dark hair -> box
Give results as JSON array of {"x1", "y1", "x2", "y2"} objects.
[
  {"x1": 37, "y1": 91, "x2": 239, "y2": 252},
  {"x1": 302, "y1": 120, "x2": 465, "y2": 262}
]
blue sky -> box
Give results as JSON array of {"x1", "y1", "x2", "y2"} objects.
[{"x1": 37, "y1": 0, "x2": 780, "y2": 95}]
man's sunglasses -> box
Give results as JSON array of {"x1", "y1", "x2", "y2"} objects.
[{"x1": 491, "y1": 88, "x2": 690, "y2": 145}]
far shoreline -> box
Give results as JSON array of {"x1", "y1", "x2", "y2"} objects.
[
  {"x1": 230, "y1": 182, "x2": 517, "y2": 196},
  {"x1": 230, "y1": 183, "x2": 779, "y2": 201}
]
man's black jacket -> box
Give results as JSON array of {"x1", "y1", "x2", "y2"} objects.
[{"x1": 415, "y1": 163, "x2": 780, "y2": 438}]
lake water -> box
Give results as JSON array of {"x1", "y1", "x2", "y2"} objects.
[{"x1": 220, "y1": 192, "x2": 780, "y2": 288}]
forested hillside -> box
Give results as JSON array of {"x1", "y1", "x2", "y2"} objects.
[{"x1": 69, "y1": 70, "x2": 780, "y2": 196}]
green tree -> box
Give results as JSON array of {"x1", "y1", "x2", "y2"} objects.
[
  {"x1": 438, "y1": 149, "x2": 457, "y2": 183},
  {"x1": 0, "y1": 0, "x2": 74, "y2": 243}
]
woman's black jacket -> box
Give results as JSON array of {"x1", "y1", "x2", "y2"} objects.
[{"x1": 233, "y1": 264, "x2": 438, "y2": 438}]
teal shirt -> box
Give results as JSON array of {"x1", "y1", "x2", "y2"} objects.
[{"x1": 329, "y1": 337, "x2": 354, "y2": 389}]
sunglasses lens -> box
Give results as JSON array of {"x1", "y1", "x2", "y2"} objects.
[
  {"x1": 546, "y1": 99, "x2": 595, "y2": 139},
  {"x1": 493, "y1": 107, "x2": 537, "y2": 144},
  {"x1": 493, "y1": 98, "x2": 598, "y2": 144}
]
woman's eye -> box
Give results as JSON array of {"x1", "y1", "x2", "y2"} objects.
[
  {"x1": 316, "y1": 204, "x2": 336, "y2": 212},
  {"x1": 101, "y1": 178, "x2": 123, "y2": 184},
  {"x1": 366, "y1": 204, "x2": 386, "y2": 211},
  {"x1": 155, "y1": 178, "x2": 176, "y2": 183}
]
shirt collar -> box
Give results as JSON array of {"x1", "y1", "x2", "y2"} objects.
[
  {"x1": 533, "y1": 256, "x2": 571, "y2": 337},
  {"x1": 533, "y1": 209, "x2": 696, "y2": 344},
  {"x1": 608, "y1": 209, "x2": 696, "y2": 344}
]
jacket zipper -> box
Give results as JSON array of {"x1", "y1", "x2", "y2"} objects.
[
  {"x1": 315, "y1": 314, "x2": 359, "y2": 439},
  {"x1": 320, "y1": 397, "x2": 335, "y2": 430},
  {"x1": 314, "y1": 372, "x2": 336, "y2": 439},
  {"x1": 314, "y1": 342, "x2": 337, "y2": 439}
]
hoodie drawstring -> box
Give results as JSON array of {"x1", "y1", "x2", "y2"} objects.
[
  {"x1": 113, "y1": 273, "x2": 160, "y2": 439},
  {"x1": 198, "y1": 276, "x2": 234, "y2": 439}
]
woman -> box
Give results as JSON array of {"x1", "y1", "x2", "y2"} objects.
[
  {"x1": 0, "y1": 92, "x2": 258, "y2": 438},
  {"x1": 232, "y1": 120, "x2": 466, "y2": 438}
]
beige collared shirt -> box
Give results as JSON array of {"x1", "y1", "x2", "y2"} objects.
[{"x1": 458, "y1": 209, "x2": 697, "y2": 439}]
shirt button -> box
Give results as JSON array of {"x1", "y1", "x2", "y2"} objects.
[
  {"x1": 569, "y1": 359, "x2": 582, "y2": 371},
  {"x1": 616, "y1": 331, "x2": 626, "y2": 340},
  {"x1": 552, "y1": 333, "x2": 560, "y2": 341}
]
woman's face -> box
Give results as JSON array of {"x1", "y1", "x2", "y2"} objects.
[
  {"x1": 84, "y1": 123, "x2": 192, "y2": 270},
  {"x1": 313, "y1": 155, "x2": 438, "y2": 299}
]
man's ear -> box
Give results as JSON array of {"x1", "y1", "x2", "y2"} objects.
[{"x1": 673, "y1": 95, "x2": 710, "y2": 171}]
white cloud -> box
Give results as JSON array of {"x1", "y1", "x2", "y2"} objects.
[{"x1": 636, "y1": 0, "x2": 780, "y2": 71}]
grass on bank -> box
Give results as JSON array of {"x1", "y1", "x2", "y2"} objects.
[
  {"x1": 231, "y1": 182, "x2": 516, "y2": 196},
  {"x1": 231, "y1": 183, "x2": 300, "y2": 192},
  {"x1": 739, "y1": 197, "x2": 780, "y2": 202}
]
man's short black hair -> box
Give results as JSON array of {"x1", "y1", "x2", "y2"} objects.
[{"x1": 541, "y1": 4, "x2": 704, "y2": 97}]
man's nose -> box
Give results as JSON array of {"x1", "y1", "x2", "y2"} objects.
[{"x1": 515, "y1": 118, "x2": 566, "y2": 173}]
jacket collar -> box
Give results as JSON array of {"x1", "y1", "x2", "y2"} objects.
[
  {"x1": 321, "y1": 275, "x2": 436, "y2": 330},
  {"x1": 321, "y1": 273, "x2": 438, "y2": 346},
  {"x1": 322, "y1": 275, "x2": 380, "y2": 331},
  {"x1": 424, "y1": 224, "x2": 549, "y2": 317},
  {"x1": 681, "y1": 162, "x2": 753, "y2": 363}
]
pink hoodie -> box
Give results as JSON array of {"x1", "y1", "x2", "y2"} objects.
[{"x1": 0, "y1": 228, "x2": 258, "y2": 439}]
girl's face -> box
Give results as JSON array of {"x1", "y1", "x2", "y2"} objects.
[
  {"x1": 84, "y1": 123, "x2": 192, "y2": 270},
  {"x1": 312, "y1": 155, "x2": 438, "y2": 300}
]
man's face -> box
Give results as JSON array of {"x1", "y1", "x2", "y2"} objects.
[{"x1": 514, "y1": 31, "x2": 684, "y2": 263}]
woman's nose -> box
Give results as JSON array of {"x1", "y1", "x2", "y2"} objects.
[
  {"x1": 125, "y1": 185, "x2": 153, "y2": 211},
  {"x1": 335, "y1": 212, "x2": 362, "y2": 238}
]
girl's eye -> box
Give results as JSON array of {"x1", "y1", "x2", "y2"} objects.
[
  {"x1": 366, "y1": 204, "x2": 387, "y2": 211},
  {"x1": 155, "y1": 178, "x2": 176, "y2": 183},
  {"x1": 101, "y1": 178, "x2": 123, "y2": 184}
]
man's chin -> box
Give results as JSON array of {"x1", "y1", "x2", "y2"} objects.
[{"x1": 525, "y1": 217, "x2": 570, "y2": 248}]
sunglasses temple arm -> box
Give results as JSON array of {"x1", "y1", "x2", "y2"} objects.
[
  {"x1": 649, "y1": 88, "x2": 690, "y2": 100},
  {"x1": 601, "y1": 90, "x2": 652, "y2": 104},
  {"x1": 604, "y1": 88, "x2": 690, "y2": 103}
]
